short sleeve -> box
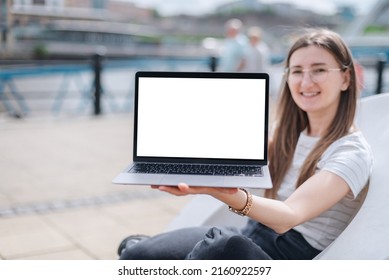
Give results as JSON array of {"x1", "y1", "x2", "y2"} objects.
[{"x1": 317, "y1": 132, "x2": 373, "y2": 198}]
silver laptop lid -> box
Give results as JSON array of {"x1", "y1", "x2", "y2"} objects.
[{"x1": 133, "y1": 71, "x2": 269, "y2": 166}]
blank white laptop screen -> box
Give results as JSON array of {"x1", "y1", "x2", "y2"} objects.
[{"x1": 136, "y1": 76, "x2": 267, "y2": 161}]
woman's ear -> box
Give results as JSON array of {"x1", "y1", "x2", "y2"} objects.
[{"x1": 341, "y1": 69, "x2": 351, "y2": 91}]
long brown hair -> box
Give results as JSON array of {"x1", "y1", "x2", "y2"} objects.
[{"x1": 265, "y1": 28, "x2": 358, "y2": 199}]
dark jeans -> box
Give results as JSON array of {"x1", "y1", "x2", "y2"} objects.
[{"x1": 119, "y1": 219, "x2": 321, "y2": 260}]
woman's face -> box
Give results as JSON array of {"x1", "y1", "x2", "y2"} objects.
[{"x1": 287, "y1": 45, "x2": 350, "y2": 120}]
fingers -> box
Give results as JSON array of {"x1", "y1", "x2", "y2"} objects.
[
  {"x1": 151, "y1": 185, "x2": 187, "y2": 196},
  {"x1": 150, "y1": 184, "x2": 240, "y2": 196},
  {"x1": 151, "y1": 183, "x2": 207, "y2": 196}
]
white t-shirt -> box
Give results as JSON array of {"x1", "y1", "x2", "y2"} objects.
[{"x1": 276, "y1": 130, "x2": 373, "y2": 250}]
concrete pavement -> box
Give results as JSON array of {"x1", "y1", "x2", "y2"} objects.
[{"x1": 0, "y1": 114, "x2": 191, "y2": 259}]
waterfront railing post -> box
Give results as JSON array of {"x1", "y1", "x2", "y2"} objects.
[
  {"x1": 92, "y1": 53, "x2": 103, "y2": 115},
  {"x1": 375, "y1": 53, "x2": 387, "y2": 95},
  {"x1": 209, "y1": 56, "x2": 218, "y2": 72}
]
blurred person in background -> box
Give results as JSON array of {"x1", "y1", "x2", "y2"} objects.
[
  {"x1": 217, "y1": 18, "x2": 247, "y2": 72},
  {"x1": 242, "y1": 26, "x2": 271, "y2": 73}
]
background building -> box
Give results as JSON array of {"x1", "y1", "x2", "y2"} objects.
[{"x1": 1, "y1": 0, "x2": 388, "y2": 59}]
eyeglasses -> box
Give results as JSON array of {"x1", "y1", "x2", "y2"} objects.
[{"x1": 286, "y1": 67, "x2": 344, "y2": 84}]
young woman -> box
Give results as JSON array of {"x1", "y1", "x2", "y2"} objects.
[{"x1": 118, "y1": 28, "x2": 373, "y2": 260}]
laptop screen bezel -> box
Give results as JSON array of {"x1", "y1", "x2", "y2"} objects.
[{"x1": 132, "y1": 71, "x2": 269, "y2": 166}]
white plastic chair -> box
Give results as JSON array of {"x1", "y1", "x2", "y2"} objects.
[
  {"x1": 315, "y1": 92, "x2": 389, "y2": 259},
  {"x1": 167, "y1": 93, "x2": 389, "y2": 259}
]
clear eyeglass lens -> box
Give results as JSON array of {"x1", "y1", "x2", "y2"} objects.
[{"x1": 287, "y1": 68, "x2": 340, "y2": 84}]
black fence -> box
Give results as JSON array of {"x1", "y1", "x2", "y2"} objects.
[{"x1": 0, "y1": 55, "x2": 387, "y2": 118}]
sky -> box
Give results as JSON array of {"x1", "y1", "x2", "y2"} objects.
[{"x1": 126, "y1": 0, "x2": 379, "y2": 16}]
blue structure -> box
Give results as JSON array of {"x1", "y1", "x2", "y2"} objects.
[{"x1": 345, "y1": 0, "x2": 389, "y2": 61}]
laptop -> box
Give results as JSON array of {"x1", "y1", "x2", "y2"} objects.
[{"x1": 112, "y1": 71, "x2": 272, "y2": 189}]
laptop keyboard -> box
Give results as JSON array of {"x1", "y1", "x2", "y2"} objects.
[{"x1": 129, "y1": 163, "x2": 263, "y2": 177}]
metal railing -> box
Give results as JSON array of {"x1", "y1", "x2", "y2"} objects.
[
  {"x1": 0, "y1": 55, "x2": 387, "y2": 118},
  {"x1": 0, "y1": 56, "x2": 210, "y2": 117}
]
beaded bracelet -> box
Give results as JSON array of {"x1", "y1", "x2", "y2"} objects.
[{"x1": 228, "y1": 188, "x2": 253, "y2": 216}]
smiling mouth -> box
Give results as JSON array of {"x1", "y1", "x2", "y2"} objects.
[{"x1": 302, "y1": 92, "x2": 320, "y2": 97}]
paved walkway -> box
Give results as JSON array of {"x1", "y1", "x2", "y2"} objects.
[{"x1": 0, "y1": 114, "x2": 191, "y2": 260}]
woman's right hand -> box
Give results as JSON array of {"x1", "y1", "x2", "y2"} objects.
[{"x1": 151, "y1": 183, "x2": 238, "y2": 197}]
